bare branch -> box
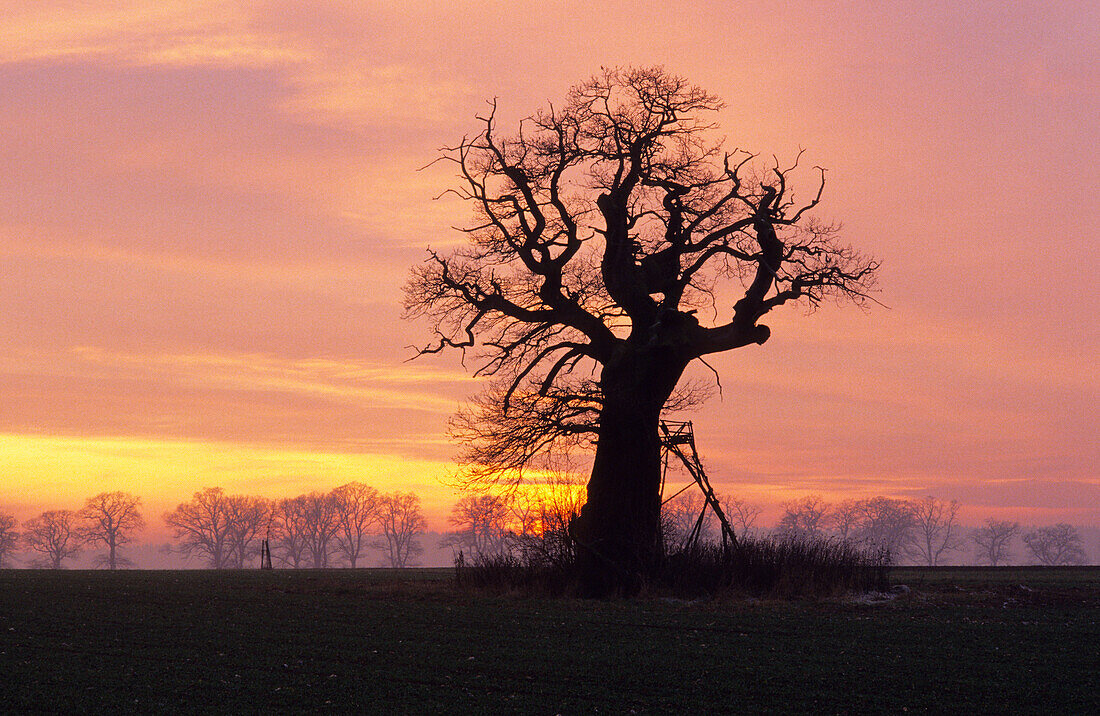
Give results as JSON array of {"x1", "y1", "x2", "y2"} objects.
[{"x1": 405, "y1": 67, "x2": 880, "y2": 493}]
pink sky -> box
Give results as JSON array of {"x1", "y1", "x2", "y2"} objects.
[{"x1": 1, "y1": 1, "x2": 1096, "y2": 534}]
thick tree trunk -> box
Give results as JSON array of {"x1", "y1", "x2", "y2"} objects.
[{"x1": 572, "y1": 345, "x2": 687, "y2": 596}]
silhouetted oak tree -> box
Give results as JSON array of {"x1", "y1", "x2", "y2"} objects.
[{"x1": 406, "y1": 67, "x2": 877, "y2": 594}]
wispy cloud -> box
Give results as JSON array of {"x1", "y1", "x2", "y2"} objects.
[
  {"x1": 0, "y1": 2, "x2": 475, "y2": 130},
  {"x1": 8, "y1": 346, "x2": 473, "y2": 413},
  {"x1": 0, "y1": 3, "x2": 294, "y2": 67},
  {"x1": 278, "y1": 63, "x2": 476, "y2": 127}
]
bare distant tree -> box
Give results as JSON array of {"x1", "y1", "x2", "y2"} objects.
[
  {"x1": 510, "y1": 473, "x2": 586, "y2": 566},
  {"x1": 378, "y1": 492, "x2": 427, "y2": 568},
  {"x1": 298, "y1": 491, "x2": 340, "y2": 569},
  {"x1": 446, "y1": 494, "x2": 513, "y2": 557},
  {"x1": 0, "y1": 511, "x2": 21, "y2": 568},
  {"x1": 532, "y1": 473, "x2": 586, "y2": 538},
  {"x1": 505, "y1": 491, "x2": 542, "y2": 543},
  {"x1": 79, "y1": 491, "x2": 145, "y2": 570},
  {"x1": 164, "y1": 487, "x2": 234, "y2": 568},
  {"x1": 829, "y1": 499, "x2": 863, "y2": 543},
  {"x1": 224, "y1": 495, "x2": 272, "y2": 569},
  {"x1": 273, "y1": 495, "x2": 311, "y2": 568},
  {"x1": 661, "y1": 491, "x2": 716, "y2": 550},
  {"x1": 909, "y1": 497, "x2": 964, "y2": 566},
  {"x1": 814, "y1": 497, "x2": 918, "y2": 561},
  {"x1": 331, "y1": 482, "x2": 380, "y2": 568},
  {"x1": 23, "y1": 510, "x2": 83, "y2": 569},
  {"x1": 1022, "y1": 524, "x2": 1087, "y2": 566},
  {"x1": 721, "y1": 495, "x2": 762, "y2": 537},
  {"x1": 775, "y1": 495, "x2": 830, "y2": 540},
  {"x1": 851, "y1": 497, "x2": 917, "y2": 561},
  {"x1": 971, "y1": 519, "x2": 1020, "y2": 566}
]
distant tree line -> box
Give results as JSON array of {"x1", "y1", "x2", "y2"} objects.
[
  {"x1": 164, "y1": 484, "x2": 428, "y2": 569},
  {"x1": 0, "y1": 488, "x2": 1092, "y2": 568},
  {"x1": 0, "y1": 484, "x2": 430, "y2": 569},
  {"x1": 772, "y1": 495, "x2": 1089, "y2": 566},
  {"x1": 0, "y1": 492, "x2": 145, "y2": 569},
  {"x1": 442, "y1": 486, "x2": 1092, "y2": 568},
  {"x1": 658, "y1": 493, "x2": 1091, "y2": 567}
]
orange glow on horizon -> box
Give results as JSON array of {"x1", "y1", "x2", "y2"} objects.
[{"x1": 0, "y1": 433, "x2": 459, "y2": 537}]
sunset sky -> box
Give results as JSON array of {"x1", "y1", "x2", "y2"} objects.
[{"x1": 1, "y1": 1, "x2": 1096, "y2": 537}]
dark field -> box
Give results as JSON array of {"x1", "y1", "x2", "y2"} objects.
[{"x1": 1, "y1": 568, "x2": 1097, "y2": 714}]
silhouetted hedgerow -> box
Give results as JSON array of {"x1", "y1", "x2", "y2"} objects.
[
  {"x1": 658, "y1": 535, "x2": 890, "y2": 599},
  {"x1": 454, "y1": 532, "x2": 889, "y2": 599}
]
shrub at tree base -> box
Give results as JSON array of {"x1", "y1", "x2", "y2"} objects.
[
  {"x1": 660, "y1": 537, "x2": 890, "y2": 599},
  {"x1": 454, "y1": 534, "x2": 889, "y2": 599},
  {"x1": 454, "y1": 551, "x2": 579, "y2": 596}
]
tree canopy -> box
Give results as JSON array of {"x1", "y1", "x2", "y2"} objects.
[{"x1": 408, "y1": 66, "x2": 877, "y2": 487}]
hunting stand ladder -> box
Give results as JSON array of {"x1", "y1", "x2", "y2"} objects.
[{"x1": 659, "y1": 420, "x2": 738, "y2": 551}]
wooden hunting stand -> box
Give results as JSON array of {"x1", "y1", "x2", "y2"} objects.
[{"x1": 659, "y1": 420, "x2": 738, "y2": 551}]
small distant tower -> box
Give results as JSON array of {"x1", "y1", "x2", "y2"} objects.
[{"x1": 260, "y1": 514, "x2": 274, "y2": 569}]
